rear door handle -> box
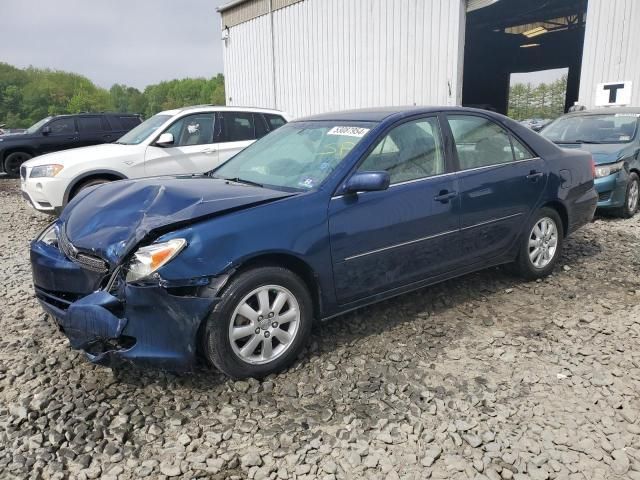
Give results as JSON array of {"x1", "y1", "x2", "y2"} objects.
[
  {"x1": 202, "y1": 148, "x2": 218, "y2": 155},
  {"x1": 526, "y1": 170, "x2": 544, "y2": 181},
  {"x1": 434, "y1": 190, "x2": 458, "y2": 203}
]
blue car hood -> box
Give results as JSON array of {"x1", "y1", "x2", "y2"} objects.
[
  {"x1": 60, "y1": 175, "x2": 293, "y2": 265},
  {"x1": 556, "y1": 142, "x2": 631, "y2": 165}
]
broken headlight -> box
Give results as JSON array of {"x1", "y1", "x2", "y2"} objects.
[
  {"x1": 37, "y1": 222, "x2": 58, "y2": 246},
  {"x1": 125, "y1": 239, "x2": 187, "y2": 283}
]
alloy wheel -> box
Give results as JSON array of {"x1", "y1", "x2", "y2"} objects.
[
  {"x1": 228, "y1": 285, "x2": 300, "y2": 365},
  {"x1": 528, "y1": 217, "x2": 558, "y2": 269},
  {"x1": 628, "y1": 179, "x2": 639, "y2": 213}
]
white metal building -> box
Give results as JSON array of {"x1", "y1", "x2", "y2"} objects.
[{"x1": 217, "y1": 0, "x2": 640, "y2": 118}]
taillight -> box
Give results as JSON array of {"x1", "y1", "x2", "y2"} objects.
[{"x1": 590, "y1": 157, "x2": 596, "y2": 178}]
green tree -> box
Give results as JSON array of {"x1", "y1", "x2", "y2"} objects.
[{"x1": 0, "y1": 62, "x2": 225, "y2": 128}]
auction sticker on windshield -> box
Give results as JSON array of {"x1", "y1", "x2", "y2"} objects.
[{"x1": 327, "y1": 126, "x2": 370, "y2": 137}]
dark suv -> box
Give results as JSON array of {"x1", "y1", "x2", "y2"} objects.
[{"x1": 0, "y1": 113, "x2": 142, "y2": 177}]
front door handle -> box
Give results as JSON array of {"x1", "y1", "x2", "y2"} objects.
[
  {"x1": 526, "y1": 170, "x2": 544, "y2": 182},
  {"x1": 202, "y1": 148, "x2": 217, "y2": 155},
  {"x1": 434, "y1": 190, "x2": 458, "y2": 203}
]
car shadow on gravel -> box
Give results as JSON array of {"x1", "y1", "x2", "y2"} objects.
[{"x1": 110, "y1": 234, "x2": 603, "y2": 390}]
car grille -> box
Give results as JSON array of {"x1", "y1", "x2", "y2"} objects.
[
  {"x1": 20, "y1": 166, "x2": 26, "y2": 180},
  {"x1": 58, "y1": 228, "x2": 109, "y2": 273}
]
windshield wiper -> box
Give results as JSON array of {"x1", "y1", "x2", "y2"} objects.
[
  {"x1": 222, "y1": 177, "x2": 264, "y2": 188},
  {"x1": 570, "y1": 139, "x2": 604, "y2": 144}
]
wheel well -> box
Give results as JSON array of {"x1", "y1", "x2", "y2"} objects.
[
  {"x1": 2, "y1": 147, "x2": 34, "y2": 162},
  {"x1": 541, "y1": 201, "x2": 569, "y2": 237},
  {"x1": 68, "y1": 173, "x2": 124, "y2": 201},
  {"x1": 235, "y1": 254, "x2": 322, "y2": 321}
]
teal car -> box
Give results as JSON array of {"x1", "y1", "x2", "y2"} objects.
[{"x1": 542, "y1": 108, "x2": 640, "y2": 218}]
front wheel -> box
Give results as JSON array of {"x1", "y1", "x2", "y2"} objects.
[
  {"x1": 616, "y1": 172, "x2": 639, "y2": 219},
  {"x1": 204, "y1": 266, "x2": 313, "y2": 379},
  {"x1": 514, "y1": 208, "x2": 564, "y2": 280}
]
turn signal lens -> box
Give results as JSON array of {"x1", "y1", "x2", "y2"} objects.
[{"x1": 125, "y1": 239, "x2": 187, "y2": 282}]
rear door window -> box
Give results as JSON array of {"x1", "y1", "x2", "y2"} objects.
[
  {"x1": 221, "y1": 112, "x2": 256, "y2": 141},
  {"x1": 77, "y1": 117, "x2": 103, "y2": 133},
  {"x1": 120, "y1": 116, "x2": 142, "y2": 130},
  {"x1": 447, "y1": 115, "x2": 534, "y2": 170}
]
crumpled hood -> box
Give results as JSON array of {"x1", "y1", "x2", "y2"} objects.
[
  {"x1": 60, "y1": 175, "x2": 293, "y2": 265},
  {"x1": 556, "y1": 143, "x2": 633, "y2": 165}
]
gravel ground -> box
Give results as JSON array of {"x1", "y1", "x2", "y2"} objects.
[{"x1": 1, "y1": 177, "x2": 640, "y2": 480}]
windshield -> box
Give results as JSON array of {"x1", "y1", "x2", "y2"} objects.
[
  {"x1": 26, "y1": 117, "x2": 52, "y2": 135},
  {"x1": 542, "y1": 113, "x2": 639, "y2": 144},
  {"x1": 116, "y1": 114, "x2": 171, "y2": 145},
  {"x1": 214, "y1": 121, "x2": 375, "y2": 191}
]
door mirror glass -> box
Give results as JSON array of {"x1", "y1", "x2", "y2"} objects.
[
  {"x1": 344, "y1": 171, "x2": 390, "y2": 194},
  {"x1": 156, "y1": 132, "x2": 175, "y2": 147},
  {"x1": 42, "y1": 126, "x2": 51, "y2": 135}
]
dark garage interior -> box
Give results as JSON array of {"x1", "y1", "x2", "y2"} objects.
[{"x1": 462, "y1": 0, "x2": 588, "y2": 115}]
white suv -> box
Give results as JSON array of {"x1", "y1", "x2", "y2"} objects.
[{"x1": 20, "y1": 106, "x2": 289, "y2": 214}]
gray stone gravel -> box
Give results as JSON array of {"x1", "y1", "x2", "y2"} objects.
[{"x1": 1, "y1": 177, "x2": 640, "y2": 479}]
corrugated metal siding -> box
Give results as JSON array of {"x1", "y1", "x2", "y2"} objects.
[
  {"x1": 578, "y1": 0, "x2": 640, "y2": 108},
  {"x1": 222, "y1": 0, "x2": 466, "y2": 118},
  {"x1": 222, "y1": 15, "x2": 275, "y2": 108}
]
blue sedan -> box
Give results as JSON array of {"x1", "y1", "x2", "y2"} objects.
[
  {"x1": 542, "y1": 108, "x2": 640, "y2": 218},
  {"x1": 30, "y1": 107, "x2": 597, "y2": 378}
]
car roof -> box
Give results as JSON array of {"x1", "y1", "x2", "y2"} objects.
[
  {"x1": 294, "y1": 106, "x2": 503, "y2": 123},
  {"x1": 157, "y1": 105, "x2": 288, "y2": 117},
  {"x1": 50, "y1": 112, "x2": 140, "y2": 118},
  {"x1": 564, "y1": 107, "x2": 640, "y2": 117}
]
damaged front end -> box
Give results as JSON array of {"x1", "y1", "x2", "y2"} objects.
[{"x1": 31, "y1": 229, "x2": 229, "y2": 371}]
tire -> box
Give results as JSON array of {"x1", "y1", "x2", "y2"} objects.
[
  {"x1": 615, "y1": 172, "x2": 639, "y2": 219},
  {"x1": 515, "y1": 207, "x2": 564, "y2": 280},
  {"x1": 3, "y1": 152, "x2": 32, "y2": 178},
  {"x1": 70, "y1": 177, "x2": 111, "y2": 200},
  {"x1": 204, "y1": 266, "x2": 313, "y2": 379}
]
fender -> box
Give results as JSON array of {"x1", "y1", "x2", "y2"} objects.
[{"x1": 63, "y1": 169, "x2": 128, "y2": 205}]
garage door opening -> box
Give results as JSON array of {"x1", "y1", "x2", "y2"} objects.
[
  {"x1": 462, "y1": 0, "x2": 588, "y2": 116},
  {"x1": 508, "y1": 68, "x2": 568, "y2": 122}
]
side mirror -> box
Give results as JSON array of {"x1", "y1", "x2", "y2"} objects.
[
  {"x1": 155, "y1": 132, "x2": 174, "y2": 147},
  {"x1": 343, "y1": 171, "x2": 390, "y2": 194},
  {"x1": 42, "y1": 126, "x2": 51, "y2": 135}
]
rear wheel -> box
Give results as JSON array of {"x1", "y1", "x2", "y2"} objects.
[
  {"x1": 515, "y1": 208, "x2": 564, "y2": 280},
  {"x1": 616, "y1": 172, "x2": 639, "y2": 218},
  {"x1": 204, "y1": 266, "x2": 313, "y2": 379},
  {"x1": 3, "y1": 152, "x2": 32, "y2": 178}
]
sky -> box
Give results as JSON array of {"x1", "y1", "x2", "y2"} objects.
[{"x1": 0, "y1": 0, "x2": 228, "y2": 90}]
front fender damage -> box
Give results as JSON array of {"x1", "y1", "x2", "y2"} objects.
[{"x1": 54, "y1": 272, "x2": 232, "y2": 371}]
